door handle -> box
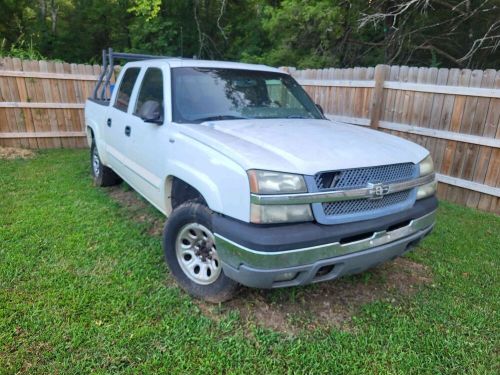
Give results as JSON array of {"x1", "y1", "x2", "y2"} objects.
[
  {"x1": 107, "y1": 118, "x2": 112, "y2": 127},
  {"x1": 124, "y1": 126, "x2": 131, "y2": 137}
]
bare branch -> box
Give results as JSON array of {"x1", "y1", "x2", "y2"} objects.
[
  {"x1": 432, "y1": 0, "x2": 466, "y2": 15},
  {"x1": 347, "y1": 39, "x2": 385, "y2": 47},
  {"x1": 458, "y1": 18, "x2": 500, "y2": 62},
  {"x1": 216, "y1": 0, "x2": 228, "y2": 41},
  {"x1": 358, "y1": 0, "x2": 431, "y2": 29},
  {"x1": 416, "y1": 43, "x2": 463, "y2": 66},
  {"x1": 193, "y1": 0, "x2": 204, "y2": 58}
]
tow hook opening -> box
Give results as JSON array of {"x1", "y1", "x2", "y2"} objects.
[
  {"x1": 403, "y1": 239, "x2": 421, "y2": 254},
  {"x1": 315, "y1": 264, "x2": 335, "y2": 278}
]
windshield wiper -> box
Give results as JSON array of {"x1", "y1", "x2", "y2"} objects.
[
  {"x1": 286, "y1": 115, "x2": 311, "y2": 119},
  {"x1": 194, "y1": 115, "x2": 248, "y2": 122}
]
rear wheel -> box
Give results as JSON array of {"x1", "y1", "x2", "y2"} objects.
[
  {"x1": 90, "y1": 142, "x2": 121, "y2": 187},
  {"x1": 163, "y1": 202, "x2": 239, "y2": 302}
]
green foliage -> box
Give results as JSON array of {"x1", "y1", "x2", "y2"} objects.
[
  {"x1": 0, "y1": 37, "x2": 44, "y2": 60},
  {"x1": 0, "y1": 150, "x2": 499, "y2": 373},
  {"x1": 258, "y1": 0, "x2": 344, "y2": 68},
  {"x1": 0, "y1": 1, "x2": 498, "y2": 68},
  {"x1": 128, "y1": 0, "x2": 162, "y2": 20}
]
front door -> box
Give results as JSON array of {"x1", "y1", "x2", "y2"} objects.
[{"x1": 125, "y1": 66, "x2": 169, "y2": 210}]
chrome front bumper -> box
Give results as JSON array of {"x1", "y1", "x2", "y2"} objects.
[{"x1": 215, "y1": 210, "x2": 435, "y2": 270}]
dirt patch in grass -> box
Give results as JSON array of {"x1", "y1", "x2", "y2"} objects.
[
  {"x1": 0, "y1": 146, "x2": 35, "y2": 160},
  {"x1": 197, "y1": 258, "x2": 432, "y2": 334},
  {"x1": 107, "y1": 185, "x2": 165, "y2": 236},
  {"x1": 106, "y1": 183, "x2": 432, "y2": 334}
]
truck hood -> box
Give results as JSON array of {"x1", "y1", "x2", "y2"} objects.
[{"x1": 178, "y1": 119, "x2": 428, "y2": 175}]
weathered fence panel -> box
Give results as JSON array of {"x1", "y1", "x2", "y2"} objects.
[
  {"x1": 1, "y1": 57, "x2": 498, "y2": 214},
  {"x1": 0, "y1": 57, "x2": 102, "y2": 148},
  {"x1": 287, "y1": 65, "x2": 500, "y2": 214}
]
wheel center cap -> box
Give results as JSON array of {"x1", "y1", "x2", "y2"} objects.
[{"x1": 195, "y1": 240, "x2": 211, "y2": 261}]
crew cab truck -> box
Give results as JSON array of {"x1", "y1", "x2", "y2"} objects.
[{"x1": 85, "y1": 50, "x2": 437, "y2": 302}]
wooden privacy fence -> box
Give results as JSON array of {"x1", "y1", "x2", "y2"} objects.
[
  {"x1": 285, "y1": 65, "x2": 500, "y2": 214},
  {"x1": 0, "y1": 57, "x2": 103, "y2": 148},
  {"x1": 0, "y1": 57, "x2": 498, "y2": 214}
]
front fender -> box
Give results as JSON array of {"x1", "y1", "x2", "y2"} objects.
[{"x1": 164, "y1": 133, "x2": 250, "y2": 222}]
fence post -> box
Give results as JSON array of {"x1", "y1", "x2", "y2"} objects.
[
  {"x1": 369, "y1": 64, "x2": 389, "y2": 129},
  {"x1": 279, "y1": 66, "x2": 296, "y2": 74}
]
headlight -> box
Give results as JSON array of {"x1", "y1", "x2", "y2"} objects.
[
  {"x1": 419, "y1": 154, "x2": 434, "y2": 176},
  {"x1": 416, "y1": 180, "x2": 437, "y2": 200},
  {"x1": 248, "y1": 170, "x2": 311, "y2": 223},
  {"x1": 417, "y1": 155, "x2": 436, "y2": 200},
  {"x1": 250, "y1": 203, "x2": 313, "y2": 224},
  {"x1": 248, "y1": 170, "x2": 307, "y2": 194}
]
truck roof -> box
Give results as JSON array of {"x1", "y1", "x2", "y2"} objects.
[{"x1": 123, "y1": 58, "x2": 284, "y2": 74}]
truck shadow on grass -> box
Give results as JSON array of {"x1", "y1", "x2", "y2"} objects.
[{"x1": 107, "y1": 184, "x2": 432, "y2": 335}]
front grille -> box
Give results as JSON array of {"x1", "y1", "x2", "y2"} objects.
[
  {"x1": 315, "y1": 163, "x2": 416, "y2": 191},
  {"x1": 312, "y1": 163, "x2": 418, "y2": 224},
  {"x1": 322, "y1": 190, "x2": 411, "y2": 216}
]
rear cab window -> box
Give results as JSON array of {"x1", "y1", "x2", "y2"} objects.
[{"x1": 114, "y1": 67, "x2": 140, "y2": 112}]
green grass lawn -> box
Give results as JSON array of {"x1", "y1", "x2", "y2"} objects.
[{"x1": 1, "y1": 149, "x2": 499, "y2": 374}]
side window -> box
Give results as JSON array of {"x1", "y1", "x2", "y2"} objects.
[
  {"x1": 114, "y1": 67, "x2": 140, "y2": 112},
  {"x1": 266, "y1": 79, "x2": 301, "y2": 109},
  {"x1": 134, "y1": 68, "x2": 164, "y2": 123}
]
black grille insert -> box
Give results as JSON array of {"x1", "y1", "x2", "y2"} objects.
[{"x1": 315, "y1": 163, "x2": 416, "y2": 191}]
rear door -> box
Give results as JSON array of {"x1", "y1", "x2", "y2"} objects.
[{"x1": 104, "y1": 67, "x2": 141, "y2": 177}]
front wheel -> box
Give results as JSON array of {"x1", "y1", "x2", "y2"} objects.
[{"x1": 163, "y1": 202, "x2": 239, "y2": 302}]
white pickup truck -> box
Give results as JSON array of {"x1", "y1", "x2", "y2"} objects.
[{"x1": 85, "y1": 50, "x2": 437, "y2": 302}]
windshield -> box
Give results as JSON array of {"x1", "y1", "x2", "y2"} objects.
[{"x1": 171, "y1": 67, "x2": 323, "y2": 123}]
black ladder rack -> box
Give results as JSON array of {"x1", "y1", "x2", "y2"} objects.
[{"x1": 92, "y1": 48, "x2": 170, "y2": 101}]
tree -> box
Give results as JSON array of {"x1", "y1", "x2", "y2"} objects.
[
  {"x1": 0, "y1": 0, "x2": 498, "y2": 68},
  {"x1": 358, "y1": 0, "x2": 500, "y2": 68}
]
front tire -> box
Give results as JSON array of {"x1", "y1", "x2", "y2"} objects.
[
  {"x1": 91, "y1": 142, "x2": 122, "y2": 187},
  {"x1": 163, "y1": 202, "x2": 239, "y2": 303}
]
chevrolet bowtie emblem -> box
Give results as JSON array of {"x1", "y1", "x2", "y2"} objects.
[{"x1": 367, "y1": 182, "x2": 390, "y2": 200}]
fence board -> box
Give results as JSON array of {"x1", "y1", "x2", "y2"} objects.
[
  {"x1": 465, "y1": 69, "x2": 497, "y2": 207},
  {"x1": 448, "y1": 69, "x2": 482, "y2": 204},
  {"x1": 0, "y1": 131, "x2": 86, "y2": 138},
  {"x1": 0, "y1": 58, "x2": 20, "y2": 148},
  {"x1": 12, "y1": 58, "x2": 37, "y2": 148},
  {"x1": 425, "y1": 68, "x2": 449, "y2": 159},
  {"x1": 39, "y1": 60, "x2": 61, "y2": 148}
]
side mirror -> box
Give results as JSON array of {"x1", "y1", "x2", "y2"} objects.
[
  {"x1": 316, "y1": 103, "x2": 325, "y2": 116},
  {"x1": 138, "y1": 100, "x2": 163, "y2": 125}
]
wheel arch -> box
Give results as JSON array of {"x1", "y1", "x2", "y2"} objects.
[
  {"x1": 86, "y1": 125, "x2": 95, "y2": 147},
  {"x1": 85, "y1": 118, "x2": 109, "y2": 165},
  {"x1": 164, "y1": 175, "x2": 210, "y2": 216}
]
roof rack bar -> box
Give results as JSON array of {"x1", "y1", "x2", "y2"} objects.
[
  {"x1": 112, "y1": 52, "x2": 169, "y2": 60},
  {"x1": 91, "y1": 48, "x2": 172, "y2": 100},
  {"x1": 92, "y1": 49, "x2": 107, "y2": 100},
  {"x1": 100, "y1": 47, "x2": 115, "y2": 100}
]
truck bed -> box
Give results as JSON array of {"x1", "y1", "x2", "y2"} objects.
[
  {"x1": 84, "y1": 99, "x2": 109, "y2": 143},
  {"x1": 87, "y1": 97, "x2": 110, "y2": 106}
]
